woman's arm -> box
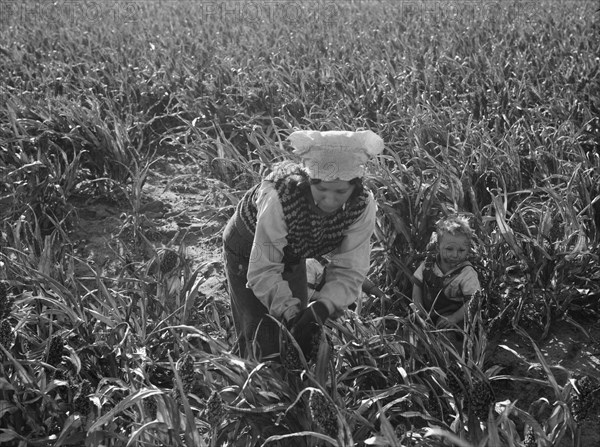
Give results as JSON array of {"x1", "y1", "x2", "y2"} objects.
[
  {"x1": 246, "y1": 183, "x2": 299, "y2": 322},
  {"x1": 311, "y1": 194, "x2": 377, "y2": 316}
]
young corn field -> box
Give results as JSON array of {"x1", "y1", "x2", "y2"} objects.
[{"x1": 1, "y1": 1, "x2": 600, "y2": 446}]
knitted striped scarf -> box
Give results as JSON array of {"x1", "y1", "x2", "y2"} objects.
[{"x1": 236, "y1": 164, "x2": 368, "y2": 263}]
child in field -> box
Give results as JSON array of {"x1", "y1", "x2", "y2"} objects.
[
  {"x1": 411, "y1": 215, "x2": 481, "y2": 329},
  {"x1": 223, "y1": 129, "x2": 384, "y2": 362}
]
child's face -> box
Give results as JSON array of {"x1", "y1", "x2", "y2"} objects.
[{"x1": 438, "y1": 233, "x2": 469, "y2": 268}]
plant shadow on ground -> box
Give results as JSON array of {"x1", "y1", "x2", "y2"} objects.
[
  {"x1": 486, "y1": 318, "x2": 600, "y2": 446},
  {"x1": 68, "y1": 160, "x2": 600, "y2": 446}
]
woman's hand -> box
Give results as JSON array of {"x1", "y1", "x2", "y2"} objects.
[
  {"x1": 291, "y1": 301, "x2": 329, "y2": 361},
  {"x1": 282, "y1": 305, "x2": 301, "y2": 329}
]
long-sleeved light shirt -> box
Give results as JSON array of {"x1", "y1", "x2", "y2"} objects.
[{"x1": 246, "y1": 181, "x2": 376, "y2": 322}]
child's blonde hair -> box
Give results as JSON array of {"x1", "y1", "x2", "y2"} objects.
[{"x1": 434, "y1": 214, "x2": 474, "y2": 244}]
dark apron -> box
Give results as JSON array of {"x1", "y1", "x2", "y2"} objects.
[
  {"x1": 223, "y1": 213, "x2": 308, "y2": 360},
  {"x1": 414, "y1": 258, "x2": 468, "y2": 323}
]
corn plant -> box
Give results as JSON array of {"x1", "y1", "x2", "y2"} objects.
[{"x1": 1, "y1": 0, "x2": 599, "y2": 446}]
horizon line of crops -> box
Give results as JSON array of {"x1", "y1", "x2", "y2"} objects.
[{"x1": 1, "y1": 0, "x2": 600, "y2": 446}]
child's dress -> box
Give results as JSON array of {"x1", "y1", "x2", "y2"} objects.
[{"x1": 412, "y1": 255, "x2": 480, "y2": 323}]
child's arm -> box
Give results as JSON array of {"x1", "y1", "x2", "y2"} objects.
[
  {"x1": 410, "y1": 262, "x2": 428, "y2": 317},
  {"x1": 411, "y1": 283, "x2": 427, "y2": 316},
  {"x1": 436, "y1": 303, "x2": 465, "y2": 329},
  {"x1": 436, "y1": 266, "x2": 479, "y2": 328}
]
